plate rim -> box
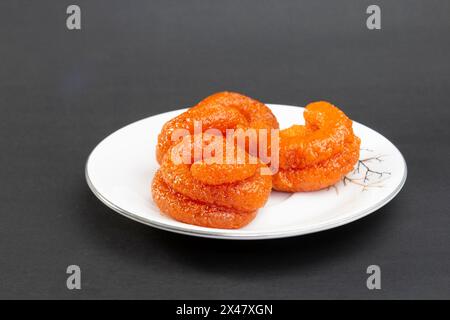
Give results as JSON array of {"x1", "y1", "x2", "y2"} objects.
[{"x1": 85, "y1": 104, "x2": 408, "y2": 240}]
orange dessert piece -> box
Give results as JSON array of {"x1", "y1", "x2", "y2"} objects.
[
  {"x1": 156, "y1": 91, "x2": 279, "y2": 164},
  {"x1": 152, "y1": 135, "x2": 272, "y2": 229},
  {"x1": 273, "y1": 101, "x2": 360, "y2": 192}
]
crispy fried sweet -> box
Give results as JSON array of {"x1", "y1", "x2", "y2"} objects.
[
  {"x1": 273, "y1": 135, "x2": 360, "y2": 192},
  {"x1": 152, "y1": 171, "x2": 258, "y2": 229},
  {"x1": 156, "y1": 91, "x2": 279, "y2": 164},
  {"x1": 273, "y1": 101, "x2": 360, "y2": 192},
  {"x1": 152, "y1": 135, "x2": 272, "y2": 229},
  {"x1": 278, "y1": 101, "x2": 354, "y2": 170}
]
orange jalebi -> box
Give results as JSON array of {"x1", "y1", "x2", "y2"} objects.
[
  {"x1": 152, "y1": 134, "x2": 272, "y2": 229},
  {"x1": 273, "y1": 101, "x2": 360, "y2": 192},
  {"x1": 156, "y1": 91, "x2": 279, "y2": 164},
  {"x1": 152, "y1": 93, "x2": 362, "y2": 228}
]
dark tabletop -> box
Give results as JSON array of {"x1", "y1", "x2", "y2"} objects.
[{"x1": 0, "y1": 0, "x2": 449, "y2": 299}]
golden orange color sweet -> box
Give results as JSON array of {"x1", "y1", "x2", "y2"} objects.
[
  {"x1": 152, "y1": 135, "x2": 272, "y2": 229},
  {"x1": 273, "y1": 101, "x2": 361, "y2": 192},
  {"x1": 156, "y1": 91, "x2": 279, "y2": 164},
  {"x1": 152, "y1": 93, "x2": 362, "y2": 228}
]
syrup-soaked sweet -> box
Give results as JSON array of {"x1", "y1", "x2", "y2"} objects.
[
  {"x1": 273, "y1": 101, "x2": 360, "y2": 192},
  {"x1": 152, "y1": 134, "x2": 272, "y2": 229},
  {"x1": 156, "y1": 91, "x2": 279, "y2": 164},
  {"x1": 152, "y1": 93, "x2": 362, "y2": 228}
]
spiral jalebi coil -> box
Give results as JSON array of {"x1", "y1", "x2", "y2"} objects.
[
  {"x1": 153, "y1": 92, "x2": 277, "y2": 229},
  {"x1": 152, "y1": 134, "x2": 272, "y2": 229},
  {"x1": 272, "y1": 101, "x2": 360, "y2": 192}
]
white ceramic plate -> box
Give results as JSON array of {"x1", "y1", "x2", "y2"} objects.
[{"x1": 86, "y1": 104, "x2": 407, "y2": 240}]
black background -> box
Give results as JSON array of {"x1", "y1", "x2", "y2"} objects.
[{"x1": 0, "y1": 0, "x2": 449, "y2": 299}]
